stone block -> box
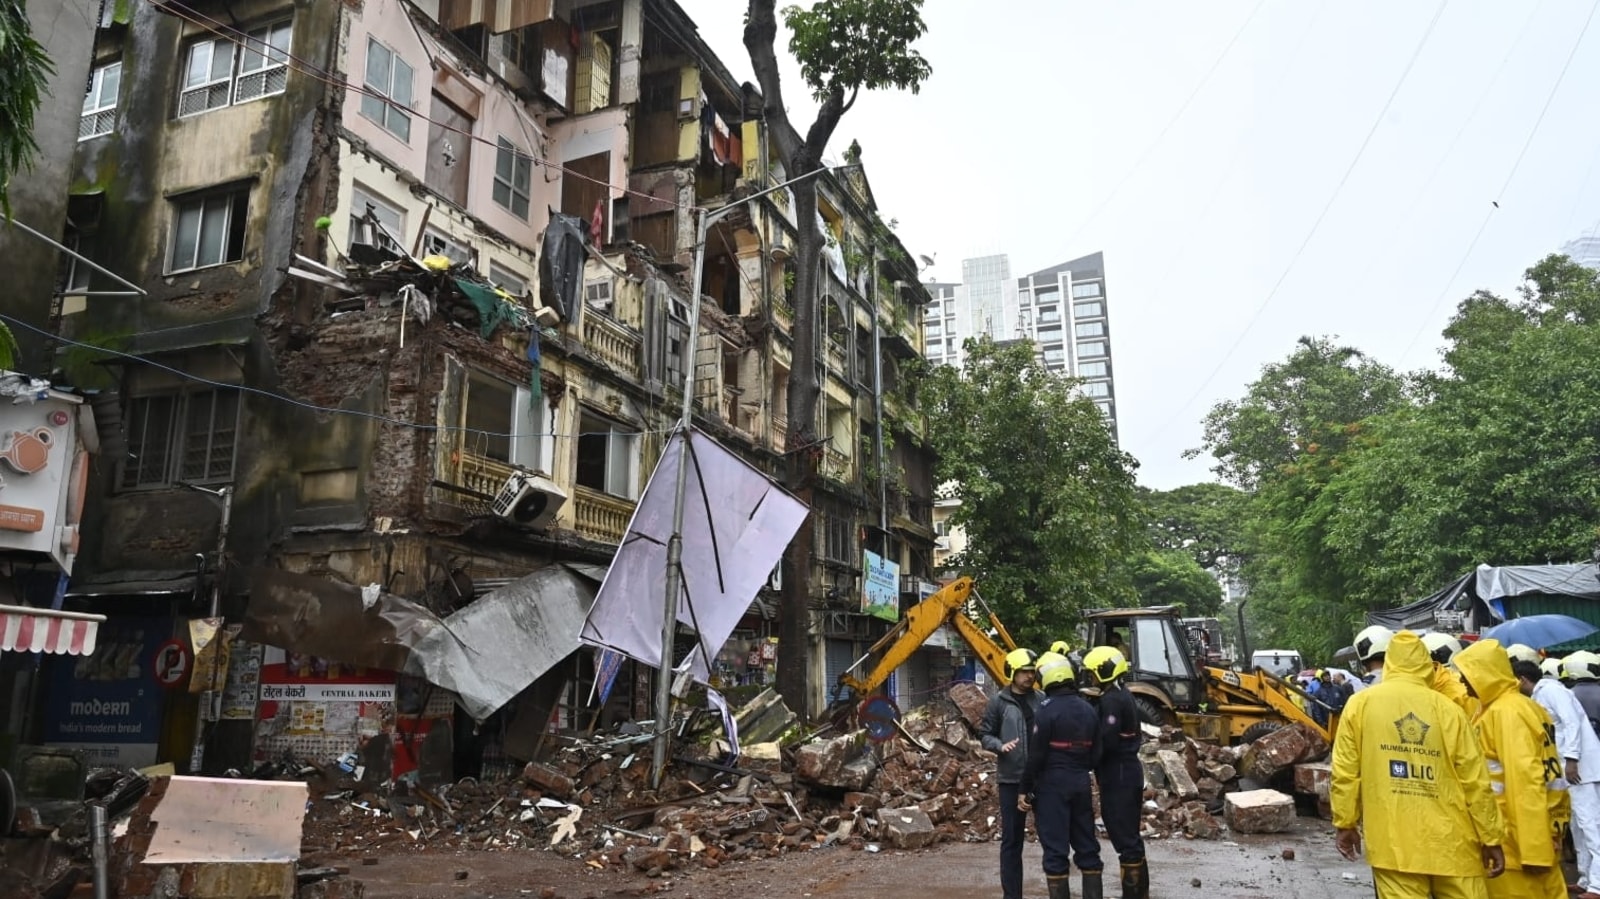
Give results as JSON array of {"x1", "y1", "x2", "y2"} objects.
[
  {"x1": 948, "y1": 682, "x2": 989, "y2": 730},
  {"x1": 521, "y1": 762, "x2": 574, "y2": 799},
  {"x1": 1195, "y1": 777, "x2": 1225, "y2": 803},
  {"x1": 298, "y1": 878, "x2": 366, "y2": 899},
  {"x1": 1199, "y1": 760, "x2": 1237, "y2": 782},
  {"x1": 794, "y1": 733, "x2": 870, "y2": 789},
  {"x1": 880, "y1": 807, "x2": 937, "y2": 850},
  {"x1": 1293, "y1": 761, "x2": 1332, "y2": 799},
  {"x1": 743, "y1": 742, "x2": 782, "y2": 762},
  {"x1": 1224, "y1": 789, "x2": 1296, "y2": 834},
  {"x1": 1295, "y1": 723, "x2": 1330, "y2": 762},
  {"x1": 1242, "y1": 726, "x2": 1308, "y2": 781},
  {"x1": 1142, "y1": 757, "x2": 1168, "y2": 790},
  {"x1": 843, "y1": 791, "x2": 882, "y2": 811},
  {"x1": 1157, "y1": 750, "x2": 1199, "y2": 799}
]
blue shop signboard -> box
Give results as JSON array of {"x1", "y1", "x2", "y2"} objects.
[{"x1": 42, "y1": 617, "x2": 167, "y2": 766}]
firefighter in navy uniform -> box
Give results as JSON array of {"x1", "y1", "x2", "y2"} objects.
[
  {"x1": 1084, "y1": 646, "x2": 1148, "y2": 899},
  {"x1": 1021, "y1": 651, "x2": 1105, "y2": 899}
]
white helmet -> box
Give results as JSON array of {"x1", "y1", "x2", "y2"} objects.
[
  {"x1": 1505, "y1": 644, "x2": 1542, "y2": 667},
  {"x1": 1541, "y1": 657, "x2": 1565, "y2": 680},
  {"x1": 1354, "y1": 625, "x2": 1395, "y2": 662},
  {"x1": 1564, "y1": 651, "x2": 1600, "y2": 682},
  {"x1": 1421, "y1": 632, "x2": 1463, "y2": 666}
]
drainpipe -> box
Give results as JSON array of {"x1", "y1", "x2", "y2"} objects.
[{"x1": 90, "y1": 804, "x2": 109, "y2": 899}]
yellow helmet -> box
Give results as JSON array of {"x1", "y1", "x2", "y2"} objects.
[
  {"x1": 1003, "y1": 647, "x2": 1040, "y2": 680},
  {"x1": 1049, "y1": 639, "x2": 1072, "y2": 656},
  {"x1": 1083, "y1": 646, "x2": 1130, "y2": 684},
  {"x1": 1036, "y1": 651, "x2": 1075, "y2": 689}
]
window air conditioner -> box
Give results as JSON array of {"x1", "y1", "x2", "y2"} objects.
[{"x1": 491, "y1": 471, "x2": 567, "y2": 528}]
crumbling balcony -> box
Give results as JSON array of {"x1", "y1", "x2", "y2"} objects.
[
  {"x1": 582, "y1": 312, "x2": 642, "y2": 379},
  {"x1": 573, "y1": 485, "x2": 634, "y2": 544}
]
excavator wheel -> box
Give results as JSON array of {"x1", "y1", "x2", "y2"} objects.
[
  {"x1": 1240, "y1": 720, "x2": 1285, "y2": 744},
  {"x1": 1134, "y1": 696, "x2": 1174, "y2": 728}
]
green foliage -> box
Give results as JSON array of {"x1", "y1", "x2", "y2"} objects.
[
  {"x1": 1140, "y1": 482, "x2": 1248, "y2": 572},
  {"x1": 0, "y1": 0, "x2": 54, "y2": 218},
  {"x1": 1128, "y1": 549, "x2": 1223, "y2": 615},
  {"x1": 783, "y1": 0, "x2": 933, "y2": 103},
  {"x1": 922, "y1": 337, "x2": 1143, "y2": 648}
]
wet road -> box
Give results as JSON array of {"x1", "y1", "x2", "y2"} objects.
[{"x1": 345, "y1": 816, "x2": 1380, "y2": 899}]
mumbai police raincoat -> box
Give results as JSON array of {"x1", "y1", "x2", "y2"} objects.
[
  {"x1": 1455, "y1": 639, "x2": 1568, "y2": 881},
  {"x1": 1331, "y1": 632, "x2": 1503, "y2": 876},
  {"x1": 1433, "y1": 662, "x2": 1480, "y2": 719}
]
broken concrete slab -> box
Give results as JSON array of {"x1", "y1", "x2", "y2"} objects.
[
  {"x1": 1224, "y1": 789, "x2": 1296, "y2": 834},
  {"x1": 144, "y1": 777, "x2": 309, "y2": 864},
  {"x1": 1241, "y1": 726, "x2": 1308, "y2": 781},
  {"x1": 734, "y1": 689, "x2": 800, "y2": 744},
  {"x1": 947, "y1": 682, "x2": 989, "y2": 730},
  {"x1": 522, "y1": 762, "x2": 575, "y2": 799},
  {"x1": 1157, "y1": 750, "x2": 1199, "y2": 800},
  {"x1": 880, "y1": 807, "x2": 937, "y2": 850},
  {"x1": 794, "y1": 732, "x2": 869, "y2": 789}
]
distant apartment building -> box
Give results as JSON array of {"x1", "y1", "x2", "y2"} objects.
[
  {"x1": 1562, "y1": 224, "x2": 1600, "y2": 270},
  {"x1": 922, "y1": 252, "x2": 1118, "y2": 442}
]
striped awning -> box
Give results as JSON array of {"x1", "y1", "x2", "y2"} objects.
[{"x1": 0, "y1": 604, "x2": 105, "y2": 656}]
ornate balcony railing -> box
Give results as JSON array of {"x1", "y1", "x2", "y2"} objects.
[
  {"x1": 574, "y1": 485, "x2": 635, "y2": 544},
  {"x1": 582, "y1": 312, "x2": 642, "y2": 378}
]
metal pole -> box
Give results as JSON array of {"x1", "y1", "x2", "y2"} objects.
[
  {"x1": 649, "y1": 164, "x2": 860, "y2": 789},
  {"x1": 209, "y1": 486, "x2": 232, "y2": 619},
  {"x1": 90, "y1": 804, "x2": 109, "y2": 899}
]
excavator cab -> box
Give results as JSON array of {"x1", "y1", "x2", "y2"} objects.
[{"x1": 1081, "y1": 606, "x2": 1206, "y2": 727}]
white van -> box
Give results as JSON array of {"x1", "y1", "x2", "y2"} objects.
[{"x1": 1250, "y1": 649, "x2": 1303, "y2": 678}]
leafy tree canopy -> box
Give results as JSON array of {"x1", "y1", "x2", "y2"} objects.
[
  {"x1": 0, "y1": 0, "x2": 52, "y2": 218},
  {"x1": 1128, "y1": 549, "x2": 1224, "y2": 616},
  {"x1": 1140, "y1": 482, "x2": 1248, "y2": 572}
]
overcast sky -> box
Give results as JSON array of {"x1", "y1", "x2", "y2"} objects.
[{"x1": 687, "y1": 0, "x2": 1600, "y2": 489}]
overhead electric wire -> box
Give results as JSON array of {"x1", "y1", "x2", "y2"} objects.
[
  {"x1": 5, "y1": 313, "x2": 672, "y2": 442},
  {"x1": 1056, "y1": 0, "x2": 1268, "y2": 256},
  {"x1": 1146, "y1": 0, "x2": 1449, "y2": 446},
  {"x1": 1396, "y1": 0, "x2": 1600, "y2": 367},
  {"x1": 161, "y1": 1, "x2": 695, "y2": 214}
]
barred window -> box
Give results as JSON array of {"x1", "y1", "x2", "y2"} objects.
[
  {"x1": 121, "y1": 390, "x2": 240, "y2": 490},
  {"x1": 179, "y1": 22, "x2": 291, "y2": 117}
]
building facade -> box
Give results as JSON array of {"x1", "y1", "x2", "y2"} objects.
[{"x1": 21, "y1": 0, "x2": 938, "y2": 774}]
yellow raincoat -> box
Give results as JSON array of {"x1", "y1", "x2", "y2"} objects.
[
  {"x1": 1455, "y1": 639, "x2": 1569, "y2": 899},
  {"x1": 1433, "y1": 662, "x2": 1480, "y2": 719},
  {"x1": 1332, "y1": 632, "x2": 1503, "y2": 893}
]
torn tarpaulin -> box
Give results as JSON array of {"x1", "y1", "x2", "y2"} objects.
[
  {"x1": 242, "y1": 565, "x2": 602, "y2": 720},
  {"x1": 539, "y1": 211, "x2": 589, "y2": 322}
]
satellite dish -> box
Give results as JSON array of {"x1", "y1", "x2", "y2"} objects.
[{"x1": 918, "y1": 253, "x2": 936, "y2": 271}]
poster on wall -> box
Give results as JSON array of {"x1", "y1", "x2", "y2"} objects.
[
  {"x1": 42, "y1": 617, "x2": 167, "y2": 766},
  {"x1": 220, "y1": 641, "x2": 262, "y2": 721},
  {"x1": 253, "y1": 646, "x2": 396, "y2": 768},
  {"x1": 862, "y1": 550, "x2": 901, "y2": 623}
]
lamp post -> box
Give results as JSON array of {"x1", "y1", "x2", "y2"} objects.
[{"x1": 651, "y1": 164, "x2": 858, "y2": 788}]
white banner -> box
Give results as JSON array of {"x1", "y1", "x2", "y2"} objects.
[{"x1": 579, "y1": 430, "x2": 808, "y2": 682}]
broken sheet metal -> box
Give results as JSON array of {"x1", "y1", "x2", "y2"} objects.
[
  {"x1": 539, "y1": 211, "x2": 588, "y2": 321},
  {"x1": 143, "y1": 776, "x2": 309, "y2": 864},
  {"x1": 579, "y1": 429, "x2": 809, "y2": 683},
  {"x1": 243, "y1": 565, "x2": 601, "y2": 721},
  {"x1": 407, "y1": 565, "x2": 600, "y2": 721}
]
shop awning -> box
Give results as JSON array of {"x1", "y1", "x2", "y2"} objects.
[{"x1": 0, "y1": 604, "x2": 106, "y2": 655}]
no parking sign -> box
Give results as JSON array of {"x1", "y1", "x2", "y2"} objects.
[{"x1": 154, "y1": 638, "x2": 191, "y2": 689}]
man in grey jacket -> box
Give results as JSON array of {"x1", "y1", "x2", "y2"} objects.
[{"x1": 982, "y1": 647, "x2": 1041, "y2": 899}]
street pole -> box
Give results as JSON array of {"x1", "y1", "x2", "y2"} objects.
[
  {"x1": 649, "y1": 165, "x2": 858, "y2": 789},
  {"x1": 184, "y1": 484, "x2": 232, "y2": 773}
]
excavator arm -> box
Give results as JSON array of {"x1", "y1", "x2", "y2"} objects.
[{"x1": 835, "y1": 577, "x2": 1017, "y2": 699}]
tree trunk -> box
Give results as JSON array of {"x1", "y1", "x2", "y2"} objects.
[{"x1": 776, "y1": 171, "x2": 824, "y2": 717}]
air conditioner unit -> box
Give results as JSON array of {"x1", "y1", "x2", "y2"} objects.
[
  {"x1": 768, "y1": 563, "x2": 783, "y2": 592},
  {"x1": 491, "y1": 472, "x2": 567, "y2": 528}
]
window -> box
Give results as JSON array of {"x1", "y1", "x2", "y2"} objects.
[
  {"x1": 1082, "y1": 381, "x2": 1110, "y2": 398},
  {"x1": 1038, "y1": 306, "x2": 1061, "y2": 324},
  {"x1": 1075, "y1": 322, "x2": 1105, "y2": 339},
  {"x1": 576, "y1": 413, "x2": 639, "y2": 499},
  {"x1": 1035, "y1": 288, "x2": 1060, "y2": 306},
  {"x1": 493, "y1": 138, "x2": 532, "y2": 219},
  {"x1": 1037, "y1": 327, "x2": 1062, "y2": 344},
  {"x1": 421, "y1": 227, "x2": 472, "y2": 266},
  {"x1": 1078, "y1": 361, "x2": 1107, "y2": 378},
  {"x1": 819, "y1": 506, "x2": 855, "y2": 564},
  {"x1": 463, "y1": 373, "x2": 548, "y2": 472},
  {"x1": 1043, "y1": 347, "x2": 1065, "y2": 364},
  {"x1": 1096, "y1": 400, "x2": 1113, "y2": 418},
  {"x1": 64, "y1": 231, "x2": 97, "y2": 293},
  {"x1": 501, "y1": 24, "x2": 541, "y2": 82},
  {"x1": 1017, "y1": 290, "x2": 1030, "y2": 307},
  {"x1": 80, "y1": 62, "x2": 120, "y2": 139},
  {"x1": 121, "y1": 389, "x2": 240, "y2": 489},
  {"x1": 348, "y1": 187, "x2": 406, "y2": 252},
  {"x1": 1074, "y1": 301, "x2": 1103, "y2": 318},
  {"x1": 1077, "y1": 341, "x2": 1106, "y2": 359},
  {"x1": 925, "y1": 322, "x2": 942, "y2": 338},
  {"x1": 169, "y1": 187, "x2": 249, "y2": 273},
  {"x1": 179, "y1": 22, "x2": 291, "y2": 117},
  {"x1": 488, "y1": 261, "x2": 528, "y2": 299},
  {"x1": 360, "y1": 38, "x2": 414, "y2": 142},
  {"x1": 1133, "y1": 616, "x2": 1192, "y2": 677},
  {"x1": 1072, "y1": 282, "x2": 1102, "y2": 299},
  {"x1": 584, "y1": 279, "x2": 614, "y2": 312},
  {"x1": 233, "y1": 22, "x2": 292, "y2": 103}
]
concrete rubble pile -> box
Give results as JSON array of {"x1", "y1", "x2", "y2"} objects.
[
  {"x1": 1138, "y1": 722, "x2": 1331, "y2": 840},
  {"x1": 297, "y1": 684, "x2": 1012, "y2": 876}
]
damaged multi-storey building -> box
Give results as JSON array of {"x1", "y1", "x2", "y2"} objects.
[{"x1": 21, "y1": 0, "x2": 943, "y2": 780}]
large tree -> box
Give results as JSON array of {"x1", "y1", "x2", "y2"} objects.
[
  {"x1": 743, "y1": 0, "x2": 931, "y2": 713},
  {"x1": 1127, "y1": 549, "x2": 1224, "y2": 616},
  {"x1": 1141, "y1": 482, "x2": 1248, "y2": 572},
  {"x1": 922, "y1": 337, "x2": 1143, "y2": 648}
]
